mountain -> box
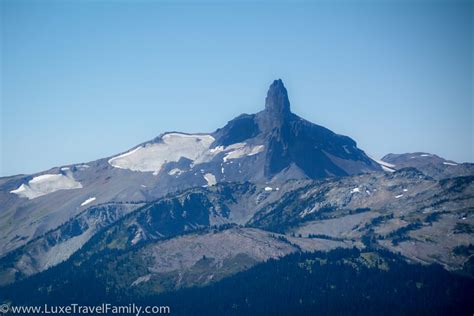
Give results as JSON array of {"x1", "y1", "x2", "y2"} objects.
[
  {"x1": 0, "y1": 79, "x2": 380, "y2": 258},
  {"x1": 1, "y1": 79, "x2": 473, "y2": 313},
  {"x1": 213, "y1": 79, "x2": 381, "y2": 179},
  {"x1": 381, "y1": 152, "x2": 474, "y2": 180}
]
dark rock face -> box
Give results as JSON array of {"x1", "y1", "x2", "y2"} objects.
[
  {"x1": 257, "y1": 80, "x2": 380, "y2": 178},
  {"x1": 212, "y1": 114, "x2": 260, "y2": 147},
  {"x1": 262, "y1": 116, "x2": 377, "y2": 178},
  {"x1": 211, "y1": 79, "x2": 381, "y2": 181},
  {"x1": 264, "y1": 79, "x2": 291, "y2": 123}
]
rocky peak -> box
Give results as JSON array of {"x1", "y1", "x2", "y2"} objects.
[{"x1": 264, "y1": 79, "x2": 291, "y2": 120}]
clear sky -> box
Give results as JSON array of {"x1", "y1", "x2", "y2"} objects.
[{"x1": 1, "y1": 0, "x2": 472, "y2": 176}]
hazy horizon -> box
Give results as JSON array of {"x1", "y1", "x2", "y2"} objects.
[{"x1": 1, "y1": 0, "x2": 472, "y2": 177}]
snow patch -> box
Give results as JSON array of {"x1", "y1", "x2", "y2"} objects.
[
  {"x1": 203, "y1": 173, "x2": 217, "y2": 186},
  {"x1": 370, "y1": 156, "x2": 395, "y2": 172},
  {"x1": 10, "y1": 174, "x2": 82, "y2": 199},
  {"x1": 350, "y1": 187, "x2": 360, "y2": 193},
  {"x1": 222, "y1": 144, "x2": 264, "y2": 162},
  {"x1": 131, "y1": 274, "x2": 151, "y2": 287},
  {"x1": 381, "y1": 165, "x2": 395, "y2": 172},
  {"x1": 81, "y1": 197, "x2": 96, "y2": 207},
  {"x1": 131, "y1": 230, "x2": 143, "y2": 246},
  {"x1": 168, "y1": 168, "x2": 184, "y2": 176},
  {"x1": 299, "y1": 206, "x2": 317, "y2": 218},
  {"x1": 443, "y1": 162, "x2": 458, "y2": 166}
]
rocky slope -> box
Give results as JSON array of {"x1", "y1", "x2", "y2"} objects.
[
  {"x1": 381, "y1": 152, "x2": 474, "y2": 180},
  {"x1": 2, "y1": 168, "x2": 472, "y2": 293}
]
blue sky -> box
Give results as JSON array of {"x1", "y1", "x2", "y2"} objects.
[{"x1": 1, "y1": 0, "x2": 472, "y2": 176}]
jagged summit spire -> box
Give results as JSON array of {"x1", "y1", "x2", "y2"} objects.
[{"x1": 264, "y1": 79, "x2": 291, "y2": 117}]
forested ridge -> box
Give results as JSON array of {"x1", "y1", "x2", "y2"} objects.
[{"x1": 1, "y1": 248, "x2": 473, "y2": 315}]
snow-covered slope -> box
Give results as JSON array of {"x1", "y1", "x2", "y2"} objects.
[
  {"x1": 108, "y1": 133, "x2": 265, "y2": 176},
  {"x1": 108, "y1": 133, "x2": 215, "y2": 174},
  {"x1": 10, "y1": 173, "x2": 82, "y2": 199}
]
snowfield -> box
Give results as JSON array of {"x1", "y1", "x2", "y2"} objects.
[
  {"x1": 108, "y1": 133, "x2": 265, "y2": 175},
  {"x1": 10, "y1": 174, "x2": 82, "y2": 199},
  {"x1": 108, "y1": 133, "x2": 215, "y2": 174}
]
